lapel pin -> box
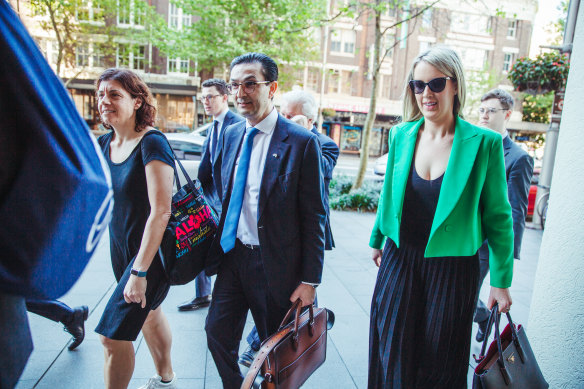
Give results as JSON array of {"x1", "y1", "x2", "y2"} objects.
[{"x1": 273, "y1": 153, "x2": 278, "y2": 158}]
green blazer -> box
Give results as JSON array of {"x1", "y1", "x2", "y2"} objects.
[{"x1": 370, "y1": 117, "x2": 514, "y2": 288}]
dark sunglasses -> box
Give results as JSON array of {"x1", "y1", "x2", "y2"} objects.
[{"x1": 409, "y1": 77, "x2": 455, "y2": 94}]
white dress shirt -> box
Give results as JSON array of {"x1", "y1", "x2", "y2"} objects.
[
  {"x1": 209, "y1": 108, "x2": 229, "y2": 159},
  {"x1": 234, "y1": 108, "x2": 278, "y2": 245}
]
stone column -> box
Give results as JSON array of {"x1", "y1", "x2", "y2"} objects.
[{"x1": 527, "y1": 3, "x2": 584, "y2": 386}]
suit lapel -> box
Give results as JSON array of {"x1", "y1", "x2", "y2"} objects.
[
  {"x1": 391, "y1": 120, "x2": 422, "y2": 216},
  {"x1": 430, "y1": 117, "x2": 481, "y2": 237},
  {"x1": 258, "y1": 116, "x2": 290, "y2": 221},
  {"x1": 503, "y1": 135, "x2": 512, "y2": 157},
  {"x1": 214, "y1": 111, "x2": 233, "y2": 167},
  {"x1": 221, "y1": 121, "x2": 246, "y2": 198}
]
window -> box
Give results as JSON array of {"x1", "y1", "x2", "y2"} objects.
[
  {"x1": 330, "y1": 29, "x2": 356, "y2": 55},
  {"x1": 507, "y1": 20, "x2": 517, "y2": 39},
  {"x1": 76, "y1": 44, "x2": 90, "y2": 67},
  {"x1": 169, "y1": 3, "x2": 191, "y2": 30},
  {"x1": 306, "y1": 68, "x2": 319, "y2": 91},
  {"x1": 330, "y1": 30, "x2": 342, "y2": 52},
  {"x1": 76, "y1": 0, "x2": 104, "y2": 22},
  {"x1": 168, "y1": 57, "x2": 189, "y2": 75},
  {"x1": 451, "y1": 12, "x2": 489, "y2": 34},
  {"x1": 503, "y1": 52, "x2": 516, "y2": 72},
  {"x1": 341, "y1": 71, "x2": 354, "y2": 94},
  {"x1": 422, "y1": 9, "x2": 432, "y2": 29},
  {"x1": 118, "y1": 0, "x2": 145, "y2": 27},
  {"x1": 40, "y1": 40, "x2": 59, "y2": 66},
  {"x1": 117, "y1": 44, "x2": 146, "y2": 70},
  {"x1": 383, "y1": 35, "x2": 396, "y2": 58},
  {"x1": 456, "y1": 47, "x2": 486, "y2": 70},
  {"x1": 343, "y1": 30, "x2": 356, "y2": 54},
  {"x1": 328, "y1": 70, "x2": 340, "y2": 93}
]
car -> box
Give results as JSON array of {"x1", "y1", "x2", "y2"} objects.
[
  {"x1": 374, "y1": 153, "x2": 388, "y2": 176},
  {"x1": 164, "y1": 131, "x2": 206, "y2": 187}
]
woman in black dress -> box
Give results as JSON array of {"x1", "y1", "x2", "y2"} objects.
[
  {"x1": 368, "y1": 47, "x2": 514, "y2": 388},
  {"x1": 95, "y1": 68, "x2": 176, "y2": 389}
]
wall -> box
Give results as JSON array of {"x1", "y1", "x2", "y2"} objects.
[{"x1": 527, "y1": 3, "x2": 584, "y2": 386}]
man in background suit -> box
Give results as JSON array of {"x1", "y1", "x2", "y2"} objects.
[
  {"x1": 474, "y1": 89, "x2": 534, "y2": 341},
  {"x1": 280, "y1": 90, "x2": 339, "y2": 250},
  {"x1": 238, "y1": 89, "x2": 340, "y2": 366},
  {"x1": 177, "y1": 79, "x2": 244, "y2": 312},
  {"x1": 205, "y1": 53, "x2": 326, "y2": 388}
]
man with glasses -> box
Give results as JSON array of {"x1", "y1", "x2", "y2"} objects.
[
  {"x1": 204, "y1": 53, "x2": 326, "y2": 388},
  {"x1": 474, "y1": 88, "x2": 534, "y2": 341},
  {"x1": 238, "y1": 89, "x2": 339, "y2": 367},
  {"x1": 177, "y1": 79, "x2": 243, "y2": 312}
]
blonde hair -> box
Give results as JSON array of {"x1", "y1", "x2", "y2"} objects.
[{"x1": 402, "y1": 46, "x2": 466, "y2": 122}]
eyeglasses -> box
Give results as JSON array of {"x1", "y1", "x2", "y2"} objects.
[
  {"x1": 409, "y1": 77, "x2": 455, "y2": 94},
  {"x1": 227, "y1": 81, "x2": 272, "y2": 95},
  {"x1": 478, "y1": 107, "x2": 508, "y2": 115},
  {"x1": 199, "y1": 94, "x2": 221, "y2": 103}
]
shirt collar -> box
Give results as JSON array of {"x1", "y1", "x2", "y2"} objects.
[
  {"x1": 214, "y1": 108, "x2": 229, "y2": 123},
  {"x1": 246, "y1": 107, "x2": 277, "y2": 135},
  {"x1": 502, "y1": 129, "x2": 509, "y2": 139}
]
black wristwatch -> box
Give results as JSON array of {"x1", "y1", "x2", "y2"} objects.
[{"x1": 131, "y1": 268, "x2": 147, "y2": 277}]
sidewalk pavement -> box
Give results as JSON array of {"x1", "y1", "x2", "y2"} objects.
[{"x1": 16, "y1": 211, "x2": 543, "y2": 388}]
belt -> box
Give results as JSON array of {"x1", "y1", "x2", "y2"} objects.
[{"x1": 236, "y1": 239, "x2": 260, "y2": 250}]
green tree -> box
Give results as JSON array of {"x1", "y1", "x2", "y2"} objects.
[
  {"x1": 545, "y1": 0, "x2": 569, "y2": 45},
  {"x1": 168, "y1": 0, "x2": 328, "y2": 76},
  {"x1": 29, "y1": 0, "x2": 171, "y2": 79}
]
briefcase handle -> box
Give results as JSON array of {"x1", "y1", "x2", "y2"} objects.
[
  {"x1": 278, "y1": 299, "x2": 316, "y2": 343},
  {"x1": 473, "y1": 303, "x2": 526, "y2": 385}
]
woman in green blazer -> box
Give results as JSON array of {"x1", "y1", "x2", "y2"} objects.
[{"x1": 368, "y1": 47, "x2": 514, "y2": 389}]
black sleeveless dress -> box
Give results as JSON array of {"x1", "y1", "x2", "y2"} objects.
[
  {"x1": 95, "y1": 131, "x2": 174, "y2": 341},
  {"x1": 368, "y1": 164, "x2": 479, "y2": 389}
]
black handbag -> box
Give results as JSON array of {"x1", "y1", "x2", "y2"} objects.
[
  {"x1": 158, "y1": 153, "x2": 219, "y2": 285},
  {"x1": 472, "y1": 304, "x2": 548, "y2": 389}
]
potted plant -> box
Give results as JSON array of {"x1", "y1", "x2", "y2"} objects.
[{"x1": 508, "y1": 52, "x2": 570, "y2": 95}]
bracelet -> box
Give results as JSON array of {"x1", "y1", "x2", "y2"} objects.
[{"x1": 131, "y1": 268, "x2": 147, "y2": 277}]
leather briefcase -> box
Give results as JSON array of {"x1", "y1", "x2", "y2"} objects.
[
  {"x1": 241, "y1": 299, "x2": 333, "y2": 389},
  {"x1": 472, "y1": 304, "x2": 548, "y2": 389}
]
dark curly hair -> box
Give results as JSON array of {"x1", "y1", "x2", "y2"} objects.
[{"x1": 96, "y1": 68, "x2": 156, "y2": 132}]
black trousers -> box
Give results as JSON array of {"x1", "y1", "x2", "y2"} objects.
[
  {"x1": 205, "y1": 240, "x2": 289, "y2": 389},
  {"x1": 473, "y1": 244, "x2": 491, "y2": 324},
  {"x1": 26, "y1": 299, "x2": 74, "y2": 324}
]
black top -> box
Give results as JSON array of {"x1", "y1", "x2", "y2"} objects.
[
  {"x1": 400, "y1": 164, "x2": 444, "y2": 250},
  {"x1": 98, "y1": 130, "x2": 174, "y2": 277}
]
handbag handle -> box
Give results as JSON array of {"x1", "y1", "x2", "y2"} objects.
[{"x1": 475, "y1": 303, "x2": 526, "y2": 385}]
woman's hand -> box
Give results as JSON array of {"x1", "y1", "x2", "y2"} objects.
[
  {"x1": 124, "y1": 275, "x2": 147, "y2": 308},
  {"x1": 372, "y1": 249, "x2": 383, "y2": 267},
  {"x1": 487, "y1": 287, "x2": 512, "y2": 313}
]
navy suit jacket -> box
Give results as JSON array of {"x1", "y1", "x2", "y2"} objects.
[
  {"x1": 311, "y1": 127, "x2": 339, "y2": 250},
  {"x1": 197, "y1": 109, "x2": 244, "y2": 217},
  {"x1": 207, "y1": 114, "x2": 326, "y2": 306},
  {"x1": 479, "y1": 135, "x2": 534, "y2": 260}
]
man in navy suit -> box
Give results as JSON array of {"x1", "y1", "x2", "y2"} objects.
[
  {"x1": 474, "y1": 89, "x2": 534, "y2": 341},
  {"x1": 177, "y1": 79, "x2": 244, "y2": 312},
  {"x1": 205, "y1": 53, "x2": 326, "y2": 388},
  {"x1": 238, "y1": 90, "x2": 340, "y2": 366}
]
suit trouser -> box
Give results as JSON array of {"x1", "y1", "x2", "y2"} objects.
[
  {"x1": 194, "y1": 270, "x2": 212, "y2": 298},
  {"x1": 205, "y1": 240, "x2": 289, "y2": 389},
  {"x1": 0, "y1": 293, "x2": 33, "y2": 388},
  {"x1": 25, "y1": 299, "x2": 74, "y2": 324},
  {"x1": 473, "y1": 244, "x2": 491, "y2": 324}
]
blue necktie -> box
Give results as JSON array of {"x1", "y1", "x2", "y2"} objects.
[
  {"x1": 220, "y1": 128, "x2": 260, "y2": 253},
  {"x1": 211, "y1": 120, "x2": 219, "y2": 162}
]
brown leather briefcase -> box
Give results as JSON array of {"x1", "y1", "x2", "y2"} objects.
[{"x1": 241, "y1": 299, "x2": 332, "y2": 389}]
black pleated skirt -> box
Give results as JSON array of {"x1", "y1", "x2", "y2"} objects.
[{"x1": 368, "y1": 239, "x2": 479, "y2": 389}]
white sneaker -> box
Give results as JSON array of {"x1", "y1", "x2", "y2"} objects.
[{"x1": 137, "y1": 372, "x2": 177, "y2": 389}]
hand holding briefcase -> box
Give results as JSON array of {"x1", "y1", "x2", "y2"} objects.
[{"x1": 241, "y1": 299, "x2": 334, "y2": 389}]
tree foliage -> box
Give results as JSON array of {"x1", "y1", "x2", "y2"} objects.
[
  {"x1": 167, "y1": 0, "x2": 328, "y2": 74},
  {"x1": 29, "y1": 0, "x2": 171, "y2": 77}
]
